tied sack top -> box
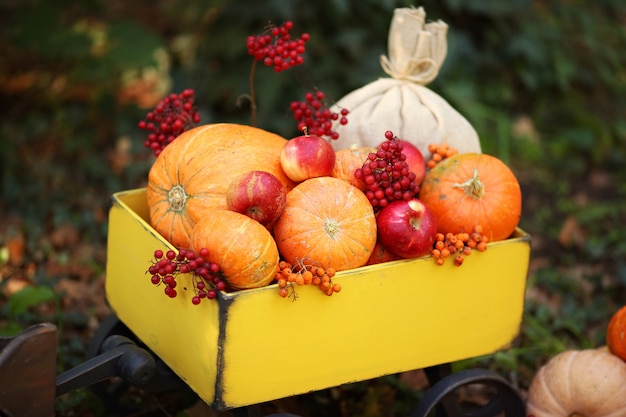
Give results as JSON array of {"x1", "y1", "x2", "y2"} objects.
[{"x1": 330, "y1": 6, "x2": 481, "y2": 158}]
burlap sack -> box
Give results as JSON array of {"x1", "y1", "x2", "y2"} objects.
[{"x1": 331, "y1": 7, "x2": 481, "y2": 157}]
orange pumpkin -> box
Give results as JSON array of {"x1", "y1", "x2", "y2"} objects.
[
  {"x1": 331, "y1": 145, "x2": 377, "y2": 191},
  {"x1": 273, "y1": 176, "x2": 377, "y2": 271},
  {"x1": 147, "y1": 123, "x2": 295, "y2": 248},
  {"x1": 419, "y1": 153, "x2": 522, "y2": 242},
  {"x1": 366, "y1": 241, "x2": 401, "y2": 265},
  {"x1": 190, "y1": 209, "x2": 279, "y2": 290},
  {"x1": 607, "y1": 305, "x2": 626, "y2": 361}
]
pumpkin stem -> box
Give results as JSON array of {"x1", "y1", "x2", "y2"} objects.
[
  {"x1": 452, "y1": 168, "x2": 484, "y2": 199},
  {"x1": 324, "y1": 219, "x2": 339, "y2": 238},
  {"x1": 168, "y1": 184, "x2": 188, "y2": 211}
]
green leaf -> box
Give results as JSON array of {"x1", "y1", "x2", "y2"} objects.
[
  {"x1": 7, "y1": 3, "x2": 92, "y2": 60},
  {"x1": 7, "y1": 286, "x2": 57, "y2": 316},
  {"x1": 0, "y1": 322, "x2": 24, "y2": 337},
  {"x1": 105, "y1": 20, "x2": 166, "y2": 69}
]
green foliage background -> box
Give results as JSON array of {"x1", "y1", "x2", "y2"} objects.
[{"x1": 1, "y1": 0, "x2": 626, "y2": 415}]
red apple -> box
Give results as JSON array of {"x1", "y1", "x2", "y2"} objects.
[
  {"x1": 226, "y1": 170, "x2": 286, "y2": 227},
  {"x1": 280, "y1": 134, "x2": 336, "y2": 182},
  {"x1": 376, "y1": 198, "x2": 437, "y2": 258},
  {"x1": 399, "y1": 140, "x2": 426, "y2": 185}
]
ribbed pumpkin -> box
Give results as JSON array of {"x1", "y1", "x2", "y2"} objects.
[
  {"x1": 419, "y1": 153, "x2": 522, "y2": 242},
  {"x1": 607, "y1": 305, "x2": 626, "y2": 361},
  {"x1": 526, "y1": 348, "x2": 626, "y2": 417},
  {"x1": 273, "y1": 176, "x2": 377, "y2": 271},
  {"x1": 331, "y1": 145, "x2": 377, "y2": 191},
  {"x1": 190, "y1": 209, "x2": 279, "y2": 290},
  {"x1": 147, "y1": 123, "x2": 295, "y2": 248}
]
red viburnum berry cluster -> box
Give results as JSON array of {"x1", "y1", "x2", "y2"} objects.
[
  {"x1": 354, "y1": 131, "x2": 421, "y2": 212},
  {"x1": 138, "y1": 88, "x2": 201, "y2": 157},
  {"x1": 289, "y1": 90, "x2": 349, "y2": 139},
  {"x1": 246, "y1": 21, "x2": 310, "y2": 73},
  {"x1": 148, "y1": 248, "x2": 226, "y2": 305}
]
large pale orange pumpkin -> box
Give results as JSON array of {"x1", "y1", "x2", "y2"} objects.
[
  {"x1": 419, "y1": 153, "x2": 522, "y2": 242},
  {"x1": 190, "y1": 209, "x2": 279, "y2": 290},
  {"x1": 526, "y1": 347, "x2": 626, "y2": 417},
  {"x1": 147, "y1": 123, "x2": 295, "y2": 248},
  {"x1": 331, "y1": 145, "x2": 377, "y2": 191},
  {"x1": 607, "y1": 305, "x2": 626, "y2": 361},
  {"x1": 273, "y1": 176, "x2": 377, "y2": 271}
]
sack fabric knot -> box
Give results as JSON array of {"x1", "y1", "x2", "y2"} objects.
[
  {"x1": 380, "y1": 6, "x2": 448, "y2": 85},
  {"x1": 331, "y1": 7, "x2": 481, "y2": 158}
]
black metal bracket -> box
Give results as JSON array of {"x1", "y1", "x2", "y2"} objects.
[
  {"x1": 55, "y1": 315, "x2": 186, "y2": 396},
  {"x1": 55, "y1": 334, "x2": 180, "y2": 395}
]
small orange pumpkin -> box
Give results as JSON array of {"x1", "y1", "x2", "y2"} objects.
[
  {"x1": 366, "y1": 241, "x2": 401, "y2": 265},
  {"x1": 147, "y1": 123, "x2": 295, "y2": 248},
  {"x1": 190, "y1": 209, "x2": 279, "y2": 290},
  {"x1": 273, "y1": 176, "x2": 377, "y2": 271},
  {"x1": 331, "y1": 145, "x2": 377, "y2": 191},
  {"x1": 607, "y1": 305, "x2": 626, "y2": 361},
  {"x1": 419, "y1": 153, "x2": 522, "y2": 242}
]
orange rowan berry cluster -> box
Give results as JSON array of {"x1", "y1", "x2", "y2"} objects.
[
  {"x1": 430, "y1": 225, "x2": 489, "y2": 266},
  {"x1": 426, "y1": 143, "x2": 458, "y2": 169},
  {"x1": 275, "y1": 260, "x2": 341, "y2": 299}
]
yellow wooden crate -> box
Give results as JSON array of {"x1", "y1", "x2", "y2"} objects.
[{"x1": 105, "y1": 188, "x2": 531, "y2": 410}]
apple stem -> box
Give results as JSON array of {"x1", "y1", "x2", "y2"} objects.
[
  {"x1": 452, "y1": 168, "x2": 485, "y2": 199},
  {"x1": 410, "y1": 216, "x2": 423, "y2": 230}
]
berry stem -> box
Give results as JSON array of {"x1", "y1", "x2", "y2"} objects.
[
  {"x1": 249, "y1": 59, "x2": 258, "y2": 127},
  {"x1": 245, "y1": 21, "x2": 309, "y2": 128}
]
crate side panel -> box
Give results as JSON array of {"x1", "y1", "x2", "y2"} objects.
[
  {"x1": 106, "y1": 192, "x2": 222, "y2": 404},
  {"x1": 218, "y1": 237, "x2": 530, "y2": 407}
]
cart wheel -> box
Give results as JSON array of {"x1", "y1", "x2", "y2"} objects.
[{"x1": 411, "y1": 368, "x2": 525, "y2": 417}]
